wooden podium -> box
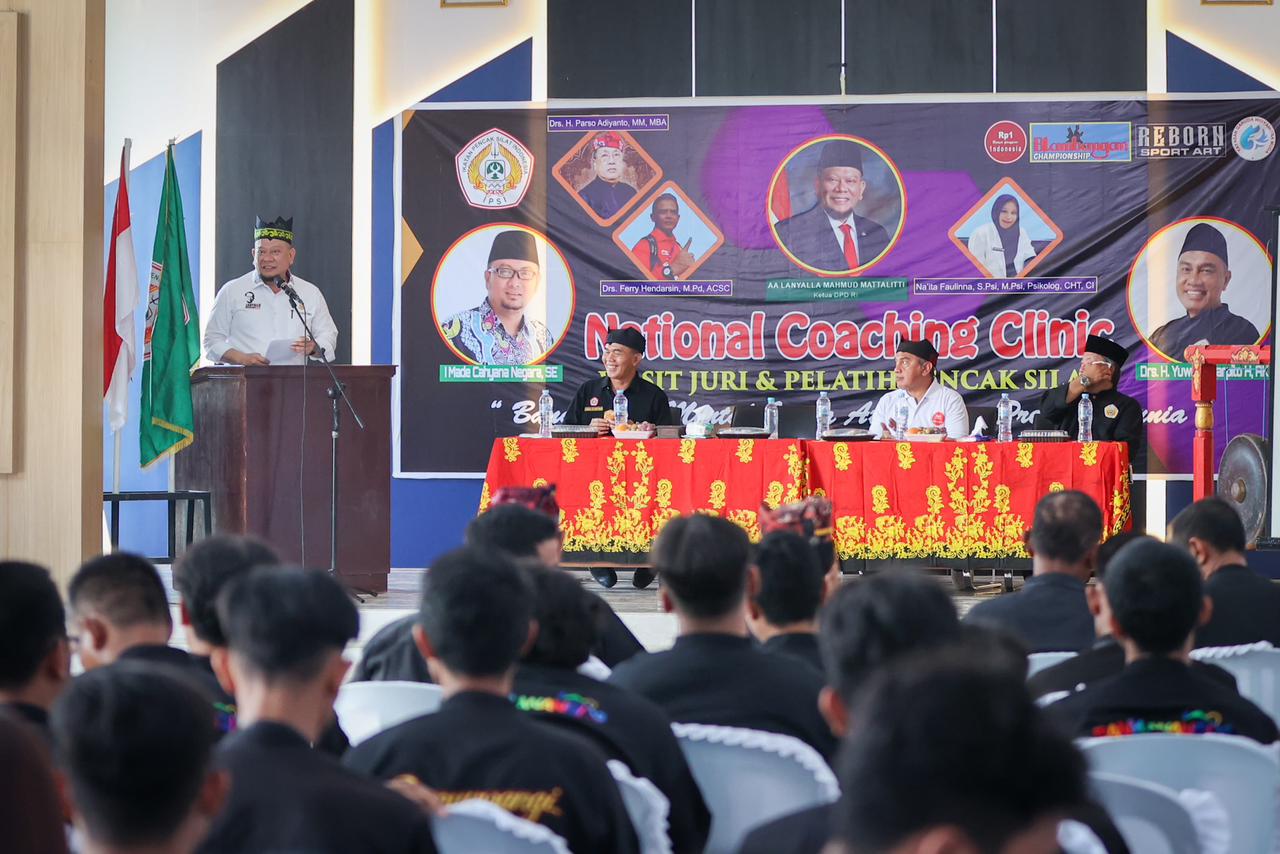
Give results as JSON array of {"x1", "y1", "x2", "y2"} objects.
[{"x1": 176, "y1": 365, "x2": 396, "y2": 592}]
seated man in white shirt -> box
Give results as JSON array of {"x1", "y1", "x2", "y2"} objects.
[
  {"x1": 869, "y1": 339, "x2": 968, "y2": 438},
  {"x1": 203, "y1": 215, "x2": 338, "y2": 365}
]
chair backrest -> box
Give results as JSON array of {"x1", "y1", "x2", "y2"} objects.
[
  {"x1": 607, "y1": 759, "x2": 672, "y2": 854},
  {"x1": 672, "y1": 722, "x2": 839, "y2": 854},
  {"x1": 333, "y1": 680, "x2": 444, "y2": 746},
  {"x1": 1088, "y1": 772, "x2": 1200, "y2": 854},
  {"x1": 1190, "y1": 643, "x2": 1280, "y2": 727},
  {"x1": 1078, "y1": 733, "x2": 1279, "y2": 854},
  {"x1": 432, "y1": 799, "x2": 571, "y2": 854},
  {"x1": 577, "y1": 654, "x2": 612, "y2": 681},
  {"x1": 1026, "y1": 650, "x2": 1078, "y2": 678},
  {"x1": 777, "y1": 404, "x2": 818, "y2": 439}
]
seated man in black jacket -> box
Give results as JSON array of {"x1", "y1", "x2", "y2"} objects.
[
  {"x1": 0, "y1": 561, "x2": 70, "y2": 741},
  {"x1": 201, "y1": 567, "x2": 437, "y2": 853},
  {"x1": 344, "y1": 546, "x2": 639, "y2": 854},
  {"x1": 1047, "y1": 538, "x2": 1277, "y2": 744},
  {"x1": 608, "y1": 513, "x2": 837, "y2": 759},
  {"x1": 1170, "y1": 496, "x2": 1280, "y2": 648},
  {"x1": 513, "y1": 566, "x2": 709, "y2": 854},
  {"x1": 746, "y1": 531, "x2": 829, "y2": 673}
]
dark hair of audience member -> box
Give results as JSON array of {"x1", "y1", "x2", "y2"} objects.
[
  {"x1": 171, "y1": 535, "x2": 280, "y2": 646},
  {"x1": 51, "y1": 662, "x2": 217, "y2": 847},
  {"x1": 419, "y1": 546, "x2": 534, "y2": 677},
  {"x1": 652, "y1": 514, "x2": 750, "y2": 619},
  {"x1": 217, "y1": 567, "x2": 359, "y2": 680},
  {"x1": 1168, "y1": 496, "x2": 1248, "y2": 555},
  {"x1": 1103, "y1": 539, "x2": 1204, "y2": 656},
  {"x1": 0, "y1": 562, "x2": 66, "y2": 691},
  {"x1": 1094, "y1": 530, "x2": 1152, "y2": 579},
  {"x1": 1028, "y1": 490, "x2": 1103, "y2": 564},
  {"x1": 523, "y1": 566, "x2": 601, "y2": 669},
  {"x1": 818, "y1": 571, "x2": 960, "y2": 704},
  {"x1": 69, "y1": 552, "x2": 171, "y2": 629},
  {"x1": 752, "y1": 530, "x2": 826, "y2": 625},
  {"x1": 834, "y1": 651, "x2": 1086, "y2": 852},
  {"x1": 465, "y1": 504, "x2": 560, "y2": 559},
  {"x1": 0, "y1": 710, "x2": 69, "y2": 854},
  {"x1": 958, "y1": 622, "x2": 1029, "y2": 681}
]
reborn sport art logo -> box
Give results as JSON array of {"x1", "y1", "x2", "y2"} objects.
[
  {"x1": 1232, "y1": 116, "x2": 1275, "y2": 162},
  {"x1": 455, "y1": 128, "x2": 535, "y2": 209}
]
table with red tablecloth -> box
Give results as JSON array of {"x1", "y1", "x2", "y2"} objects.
[{"x1": 481, "y1": 437, "x2": 1130, "y2": 558}]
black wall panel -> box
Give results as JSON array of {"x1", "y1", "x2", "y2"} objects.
[
  {"x1": 695, "y1": 0, "x2": 842, "y2": 96},
  {"x1": 548, "y1": 0, "x2": 692, "y2": 98},
  {"x1": 215, "y1": 0, "x2": 353, "y2": 363},
  {"x1": 996, "y1": 0, "x2": 1145, "y2": 93},
  {"x1": 845, "y1": 0, "x2": 992, "y2": 94}
]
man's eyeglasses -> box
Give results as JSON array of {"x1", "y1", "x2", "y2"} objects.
[{"x1": 488, "y1": 266, "x2": 537, "y2": 281}]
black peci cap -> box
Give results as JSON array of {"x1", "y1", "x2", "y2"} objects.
[
  {"x1": 1085, "y1": 334, "x2": 1129, "y2": 368},
  {"x1": 606, "y1": 327, "x2": 646, "y2": 354}
]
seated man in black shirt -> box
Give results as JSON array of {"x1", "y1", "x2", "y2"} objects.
[
  {"x1": 0, "y1": 561, "x2": 71, "y2": 740},
  {"x1": 51, "y1": 662, "x2": 227, "y2": 853},
  {"x1": 513, "y1": 566, "x2": 710, "y2": 854},
  {"x1": 828, "y1": 653, "x2": 1088, "y2": 854},
  {"x1": 747, "y1": 531, "x2": 831, "y2": 673},
  {"x1": 1170, "y1": 496, "x2": 1280, "y2": 648},
  {"x1": 965, "y1": 490, "x2": 1100, "y2": 653},
  {"x1": 201, "y1": 567, "x2": 437, "y2": 854},
  {"x1": 344, "y1": 546, "x2": 639, "y2": 854},
  {"x1": 608, "y1": 514, "x2": 837, "y2": 758},
  {"x1": 1034, "y1": 334, "x2": 1144, "y2": 460},
  {"x1": 740, "y1": 572, "x2": 960, "y2": 854},
  {"x1": 1048, "y1": 539, "x2": 1277, "y2": 744},
  {"x1": 1029, "y1": 532, "x2": 1236, "y2": 700},
  {"x1": 353, "y1": 503, "x2": 644, "y2": 682}
]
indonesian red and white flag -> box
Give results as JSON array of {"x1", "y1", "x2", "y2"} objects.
[{"x1": 104, "y1": 140, "x2": 139, "y2": 432}]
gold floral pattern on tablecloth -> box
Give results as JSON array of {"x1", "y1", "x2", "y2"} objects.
[
  {"x1": 764, "y1": 481, "x2": 784, "y2": 510},
  {"x1": 679, "y1": 439, "x2": 696, "y2": 464},
  {"x1": 833, "y1": 443, "x2": 852, "y2": 472},
  {"x1": 735, "y1": 439, "x2": 754, "y2": 464},
  {"x1": 502, "y1": 437, "x2": 521, "y2": 462},
  {"x1": 1079, "y1": 442, "x2": 1098, "y2": 467},
  {"x1": 1017, "y1": 442, "x2": 1034, "y2": 469},
  {"x1": 896, "y1": 442, "x2": 916, "y2": 470},
  {"x1": 561, "y1": 439, "x2": 579, "y2": 464}
]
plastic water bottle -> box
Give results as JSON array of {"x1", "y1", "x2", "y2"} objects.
[
  {"x1": 1078, "y1": 393, "x2": 1093, "y2": 443},
  {"x1": 613, "y1": 389, "x2": 628, "y2": 426},
  {"x1": 763, "y1": 397, "x2": 780, "y2": 439},
  {"x1": 996, "y1": 393, "x2": 1013, "y2": 442},
  {"x1": 894, "y1": 398, "x2": 910, "y2": 440},
  {"x1": 538, "y1": 389, "x2": 554, "y2": 438},
  {"x1": 815, "y1": 391, "x2": 832, "y2": 439}
]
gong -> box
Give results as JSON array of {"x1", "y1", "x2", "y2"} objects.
[{"x1": 1217, "y1": 434, "x2": 1270, "y2": 546}]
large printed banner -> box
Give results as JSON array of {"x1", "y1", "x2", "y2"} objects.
[{"x1": 397, "y1": 100, "x2": 1278, "y2": 476}]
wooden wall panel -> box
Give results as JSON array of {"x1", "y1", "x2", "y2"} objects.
[
  {"x1": 0, "y1": 0, "x2": 104, "y2": 583},
  {"x1": 0, "y1": 13, "x2": 15, "y2": 474}
]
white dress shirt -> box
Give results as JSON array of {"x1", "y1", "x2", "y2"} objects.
[
  {"x1": 203, "y1": 270, "x2": 338, "y2": 363},
  {"x1": 870, "y1": 381, "x2": 970, "y2": 439},
  {"x1": 826, "y1": 212, "x2": 862, "y2": 259}
]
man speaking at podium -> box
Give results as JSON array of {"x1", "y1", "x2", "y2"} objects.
[{"x1": 204, "y1": 216, "x2": 338, "y2": 365}]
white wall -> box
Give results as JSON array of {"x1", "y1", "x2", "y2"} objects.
[
  {"x1": 1149, "y1": 0, "x2": 1280, "y2": 93},
  {"x1": 105, "y1": 0, "x2": 547, "y2": 363}
]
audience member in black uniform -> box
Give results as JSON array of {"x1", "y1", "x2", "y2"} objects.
[
  {"x1": 1029, "y1": 532, "x2": 1236, "y2": 700},
  {"x1": 51, "y1": 662, "x2": 228, "y2": 854},
  {"x1": 352, "y1": 503, "x2": 643, "y2": 682},
  {"x1": 200, "y1": 567, "x2": 438, "y2": 854},
  {"x1": 965, "y1": 490, "x2": 1100, "y2": 652},
  {"x1": 827, "y1": 653, "x2": 1088, "y2": 854},
  {"x1": 0, "y1": 709, "x2": 69, "y2": 854},
  {"x1": 749, "y1": 497, "x2": 843, "y2": 673},
  {"x1": 0, "y1": 561, "x2": 70, "y2": 741},
  {"x1": 740, "y1": 571, "x2": 961, "y2": 854},
  {"x1": 513, "y1": 566, "x2": 710, "y2": 854},
  {"x1": 608, "y1": 514, "x2": 837, "y2": 758},
  {"x1": 1047, "y1": 539, "x2": 1278, "y2": 744},
  {"x1": 344, "y1": 546, "x2": 639, "y2": 854},
  {"x1": 1170, "y1": 496, "x2": 1280, "y2": 648}
]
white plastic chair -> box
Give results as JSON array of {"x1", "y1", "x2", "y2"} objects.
[
  {"x1": 432, "y1": 799, "x2": 570, "y2": 854},
  {"x1": 1078, "y1": 733, "x2": 1279, "y2": 854},
  {"x1": 672, "y1": 723, "x2": 839, "y2": 854},
  {"x1": 577, "y1": 654, "x2": 612, "y2": 681},
  {"x1": 1026, "y1": 650, "x2": 1078, "y2": 678},
  {"x1": 333, "y1": 680, "x2": 444, "y2": 746},
  {"x1": 1088, "y1": 772, "x2": 1200, "y2": 854},
  {"x1": 1191, "y1": 642, "x2": 1280, "y2": 726},
  {"x1": 607, "y1": 759, "x2": 672, "y2": 854}
]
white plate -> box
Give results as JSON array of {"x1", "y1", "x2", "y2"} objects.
[
  {"x1": 903, "y1": 432, "x2": 947, "y2": 442},
  {"x1": 612, "y1": 429, "x2": 655, "y2": 440}
]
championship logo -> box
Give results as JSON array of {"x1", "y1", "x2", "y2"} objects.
[
  {"x1": 1232, "y1": 116, "x2": 1275, "y2": 162},
  {"x1": 455, "y1": 128, "x2": 534, "y2": 210}
]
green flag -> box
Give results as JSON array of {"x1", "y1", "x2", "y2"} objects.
[{"x1": 140, "y1": 143, "x2": 200, "y2": 468}]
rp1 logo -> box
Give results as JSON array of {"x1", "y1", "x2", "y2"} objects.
[
  {"x1": 1232, "y1": 116, "x2": 1275, "y2": 161},
  {"x1": 984, "y1": 121, "x2": 1027, "y2": 164}
]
